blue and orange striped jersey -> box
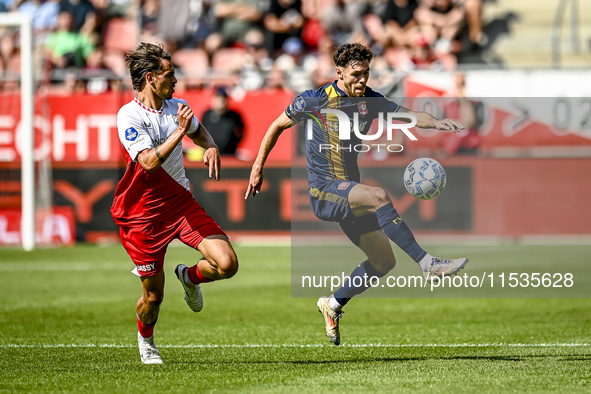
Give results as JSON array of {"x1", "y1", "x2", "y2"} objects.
[{"x1": 285, "y1": 81, "x2": 402, "y2": 187}]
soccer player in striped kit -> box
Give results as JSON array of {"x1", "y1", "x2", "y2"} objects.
[{"x1": 246, "y1": 43, "x2": 468, "y2": 346}]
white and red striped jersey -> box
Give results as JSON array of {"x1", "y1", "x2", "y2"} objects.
[{"x1": 111, "y1": 97, "x2": 200, "y2": 225}]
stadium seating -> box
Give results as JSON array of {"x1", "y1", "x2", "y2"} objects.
[
  {"x1": 103, "y1": 50, "x2": 127, "y2": 77},
  {"x1": 211, "y1": 47, "x2": 247, "y2": 72},
  {"x1": 103, "y1": 18, "x2": 139, "y2": 54},
  {"x1": 209, "y1": 48, "x2": 247, "y2": 86},
  {"x1": 172, "y1": 48, "x2": 209, "y2": 88}
]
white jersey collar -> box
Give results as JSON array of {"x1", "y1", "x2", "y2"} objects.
[{"x1": 134, "y1": 97, "x2": 164, "y2": 115}]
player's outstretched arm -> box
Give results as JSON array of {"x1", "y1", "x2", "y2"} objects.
[
  {"x1": 406, "y1": 109, "x2": 465, "y2": 133},
  {"x1": 137, "y1": 103, "x2": 195, "y2": 173},
  {"x1": 245, "y1": 112, "x2": 292, "y2": 199},
  {"x1": 190, "y1": 123, "x2": 221, "y2": 180}
]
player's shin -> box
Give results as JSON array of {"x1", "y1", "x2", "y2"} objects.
[
  {"x1": 187, "y1": 260, "x2": 214, "y2": 284},
  {"x1": 375, "y1": 203, "x2": 426, "y2": 263},
  {"x1": 137, "y1": 314, "x2": 157, "y2": 338},
  {"x1": 332, "y1": 260, "x2": 387, "y2": 310}
]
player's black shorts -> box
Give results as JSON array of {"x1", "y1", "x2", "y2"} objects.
[{"x1": 308, "y1": 180, "x2": 381, "y2": 247}]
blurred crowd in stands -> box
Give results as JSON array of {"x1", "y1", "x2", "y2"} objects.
[{"x1": 0, "y1": 0, "x2": 487, "y2": 94}]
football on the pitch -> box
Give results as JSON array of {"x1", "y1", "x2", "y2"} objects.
[{"x1": 403, "y1": 157, "x2": 447, "y2": 200}]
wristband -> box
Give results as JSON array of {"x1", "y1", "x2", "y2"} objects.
[{"x1": 155, "y1": 146, "x2": 165, "y2": 163}]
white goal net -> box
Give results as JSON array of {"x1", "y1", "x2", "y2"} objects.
[{"x1": 0, "y1": 13, "x2": 46, "y2": 251}]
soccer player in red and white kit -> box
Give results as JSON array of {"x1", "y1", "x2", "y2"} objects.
[{"x1": 111, "y1": 43, "x2": 238, "y2": 364}]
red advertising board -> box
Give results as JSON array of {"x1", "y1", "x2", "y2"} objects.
[
  {"x1": 0, "y1": 157, "x2": 590, "y2": 245},
  {"x1": 1, "y1": 90, "x2": 590, "y2": 245},
  {"x1": 0, "y1": 206, "x2": 76, "y2": 246},
  {"x1": 2, "y1": 89, "x2": 591, "y2": 166},
  {"x1": 0, "y1": 89, "x2": 293, "y2": 164},
  {"x1": 404, "y1": 79, "x2": 591, "y2": 154}
]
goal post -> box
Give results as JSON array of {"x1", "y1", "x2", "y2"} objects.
[{"x1": 0, "y1": 13, "x2": 35, "y2": 250}]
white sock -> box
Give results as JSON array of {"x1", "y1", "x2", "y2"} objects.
[
  {"x1": 138, "y1": 332, "x2": 154, "y2": 344},
  {"x1": 419, "y1": 253, "x2": 434, "y2": 272},
  {"x1": 328, "y1": 295, "x2": 344, "y2": 312}
]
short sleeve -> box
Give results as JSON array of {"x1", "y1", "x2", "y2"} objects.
[
  {"x1": 186, "y1": 115, "x2": 200, "y2": 137},
  {"x1": 383, "y1": 99, "x2": 401, "y2": 113},
  {"x1": 117, "y1": 109, "x2": 153, "y2": 162},
  {"x1": 177, "y1": 98, "x2": 200, "y2": 137},
  {"x1": 372, "y1": 91, "x2": 401, "y2": 113},
  {"x1": 285, "y1": 91, "x2": 319, "y2": 124}
]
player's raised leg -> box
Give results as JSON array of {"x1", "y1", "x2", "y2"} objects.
[
  {"x1": 137, "y1": 270, "x2": 164, "y2": 364},
  {"x1": 348, "y1": 183, "x2": 468, "y2": 281},
  {"x1": 318, "y1": 230, "x2": 394, "y2": 345},
  {"x1": 175, "y1": 235, "x2": 239, "y2": 312},
  {"x1": 175, "y1": 262, "x2": 205, "y2": 313}
]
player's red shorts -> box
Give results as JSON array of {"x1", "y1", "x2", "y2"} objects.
[{"x1": 119, "y1": 201, "x2": 226, "y2": 277}]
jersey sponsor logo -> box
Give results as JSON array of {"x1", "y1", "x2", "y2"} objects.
[
  {"x1": 338, "y1": 181, "x2": 351, "y2": 190},
  {"x1": 293, "y1": 96, "x2": 306, "y2": 112},
  {"x1": 358, "y1": 101, "x2": 368, "y2": 115},
  {"x1": 151, "y1": 138, "x2": 165, "y2": 146},
  {"x1": 136, "y1": 263, "x2": 156, "y2": 272},
  {"x1": 125, "y1": 127, "x2": 138, "y2": 141},
  {"x1": 326, "y1": 120, "x2": 369, "y2": 134}
]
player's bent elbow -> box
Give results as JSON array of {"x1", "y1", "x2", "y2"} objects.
[
  {"x1": 138, "y1": 159, "x2": 159, "y2": 173},
  {"x1": 137, "y1": 150, "x2": 160, "y2": 173},
  {"x1": 143, "y1": 164, "x2": 159, "y2": 174}
]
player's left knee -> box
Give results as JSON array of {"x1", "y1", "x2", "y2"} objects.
[
  {"x1": 370, "y1": 187, "x2": 391, "y2": 209},
  {"x1": 216, "y1": 253, "x2": 239, "y2": 279},
  {"x1": 372, "y1": 257, "x2": 396, "y2": 273}
]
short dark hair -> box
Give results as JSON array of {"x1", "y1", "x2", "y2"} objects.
[
  {"x1": 124, "y1": 42, "x2": 172, "y2": 91},
  {"x1": 215, "y1": 86, "x2": 228, "y2": 97},
  {"x1": 333, "y1": 43, "x2": 374, "y2": 68}
]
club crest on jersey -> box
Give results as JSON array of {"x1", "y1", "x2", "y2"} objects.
[
  {"x1": 293, "y1": 96, "x2": 306, "y2": 112},
  {"x1": 338, "y1": 181, "x2": 351, "y2": 190},
  {"x1": 125, "y1": 127, "x2": 138, "y2": 141},
  {"x1": 358, "y1": 101, "x2": 368, "y2": 115}
]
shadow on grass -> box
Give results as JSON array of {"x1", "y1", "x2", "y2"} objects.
[{"x1": 166, "y1": 353, "x2": 591, "y2": 365}]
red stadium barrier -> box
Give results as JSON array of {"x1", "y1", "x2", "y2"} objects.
[
  {"x1": 1, "y1": 91, "x2": 590, "y2": 243},
  {"x1": 0, "y1": 89, "x2": 293, "y2": 164},
  {"x1": 1, "y1": 89, "x2": 591, "y2": 165},
  {"x1": 404, "y1": 80, "x2": 591, "y2": 154},
  {"x1": 0, "y1": 206, "x2": 76, "y2": 246},
  {"x1": 3, "y1": 157, "x2": 590, "y2": 245}
]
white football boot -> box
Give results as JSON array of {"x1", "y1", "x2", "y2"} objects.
[
  {"x1": 422, "y1": 255, "x2": 469, "y2": 282},
  {"x1": 316, "y1": 296, "x2": 343, "y2": 346},
  {"x1": 175, "y1": 264, "x2": 204, "y2": 313},
  {"x1": 138, "y1": 332, "x2": 163, "y2": 364}
]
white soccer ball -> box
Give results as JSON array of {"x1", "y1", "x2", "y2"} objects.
[{"x1": 403, "y1": 157, "x2": 447, "y2": 200}]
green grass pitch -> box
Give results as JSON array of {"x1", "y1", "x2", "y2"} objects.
[{"x1": 0, "y1": 243, "x2": 590, "y2": 393}]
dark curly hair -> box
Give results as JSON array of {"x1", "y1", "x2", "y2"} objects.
[
  {"x1": 333, "y1": 43, "x2": 374, "y2": 68},
  {"x1": 124, "y1": 42, "x2": 172, "y2": 91}
]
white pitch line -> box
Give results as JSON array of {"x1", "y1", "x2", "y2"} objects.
[
  {"x1": 0, "y1": 261, "x2": 122, "y2": 272},
  {"x1": 0, "y1": 262, "x2": 127, "y2": 272},
  {"x1": 1, "y1": 343, "x2": 589, "y2": 349}
]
